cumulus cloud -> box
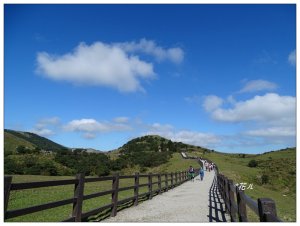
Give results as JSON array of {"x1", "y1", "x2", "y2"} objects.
[
  {"x1": 288, "y1": 49, "x2": 296, "y2": 66},
  {"x1": 144, "y1": 123, "x2": 221, "y2": 148},
  {"x1": 63, "y1": 118, "x2": 132, "y2": 139},
  {"x1": 36, "y1": 39, "x2": 184, "y2": 92},
  {"x1": 203, "y1": 95, "x2": 223, "y2": 112},
  {"x1": 239, "y1": 79, "x2": 277, "y2": 93},
  {"x1": 116, "y1": 38, "x2": 184, "y2": 64},
  {"x1": 212, "y1": 93, "x2": 295, "y2": 125},
  {"x1": 36, "y1": 42, "x2": 155, "y2": 92}
]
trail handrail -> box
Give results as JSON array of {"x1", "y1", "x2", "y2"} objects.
[{"x1": 215, "y1": 168, "x2": 282, "y2": 222}]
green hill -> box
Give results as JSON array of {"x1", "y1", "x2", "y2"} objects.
[
  {"x1": 4, "y1": 131, "x2": 37, "y2": 156},
  {"x1": 4, "y1": 129, "x2": 66, "y2": 153}
]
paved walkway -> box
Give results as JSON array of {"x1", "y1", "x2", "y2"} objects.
[{"x1": 103, "y1": 170, "x2": 230, "y2": 222}]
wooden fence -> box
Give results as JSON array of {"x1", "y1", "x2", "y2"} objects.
[
  {"x1": 4, "y1": 170, "x2": 198, "y2": 222},
  {"x1": 215, "y1": 169, "x2": 282, "y2": 222}
]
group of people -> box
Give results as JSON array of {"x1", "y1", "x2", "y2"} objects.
[
  {"x1": 188, "y1": 165, "x2": 205, "y2": 182},
  {"x1": 204, "y1": 160, "x2": 215, "y2": 172},
  {"x1": 188, "y1": 160, "x2": 215, "y2": 182}
]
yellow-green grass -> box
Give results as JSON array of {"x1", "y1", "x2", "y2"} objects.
[
  {"x1": 146, "y1": 152, "x2": 200, "y2": 173},
  {"x1": 190, "y1": 149, "x2": 296, "y2": 222},
  {"x1": 4, "y1": 132, "x2": 36, "y2": 154},
  {"x1": 7, "y1": 175, "x2": 150, "y2": 222}
]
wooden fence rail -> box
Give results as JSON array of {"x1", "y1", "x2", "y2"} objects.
[
  {"x1": 4, "y1": 169, "x2": 199, "y2": 222},
  {"x1": 216, "y1": 172, "x2": 282, "y2": 222}
]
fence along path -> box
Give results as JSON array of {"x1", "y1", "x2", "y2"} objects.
[
  {"x1": 103, "y1": 170, "x2": 230, "y2": 222},
  {"x1": 4, "y1": 170, "x2": 198, "y2": 222}
]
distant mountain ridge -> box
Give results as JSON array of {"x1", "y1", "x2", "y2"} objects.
[{"x1": 4, "y1": 129, "x2": 103, "y2": 154}]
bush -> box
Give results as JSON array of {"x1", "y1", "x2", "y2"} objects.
[
  {"x1": 248, "y1": 159, "x2": 258, "y2": 167},
  {"x1": 261, "y1": 174, "x2": 269, "y2": 184}
]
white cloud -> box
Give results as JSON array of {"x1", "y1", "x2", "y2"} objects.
[
  {"x1": 36, "y1": 42, "x2": 155, "y2": 92},
  {"x1": 144, "y1": 123, "x2": 221, "y2": 148},
  {"x1": 36, "y1": 39, "x2": 184, "y2": 92},
  {"x1": 36, "y1": 117, "x2": 60, "y2": 128},
  {"x1": 203, "y1": 95, "x2": 223, "y2": 112},
  {"x1": 245, "y1": 127, "x2": 295, "y2": 137},
  {"x1": 239, "y1": 79, "x2": 277, "y2": 93},
  {"x1": 288, "y1": 49, "x2": 296, "y2": 66},
  {"x1": 63, "y1": 118, "x2": 132, "y2": 139},
  {"x1": 211, "y1": 93, "x2": 295, "y2": 125},
  {"x1": 31, "y1": 117, "x2": 61, "y2": 137},
  {"x1": 116, "y1": 38, "x2": 184, "y2": 64},
  {"x1": 113, "y1": 117, "x2": 129, "y2": 123},
  {"x1": 31, "y1": 128, "x2": 54, "y2": 137}
]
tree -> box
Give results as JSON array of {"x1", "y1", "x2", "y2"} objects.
[
  {"x1": 261, "y1": 174, "x2": 269, "y2": 184},
  {"x1": 16, "y1": 145, "x2": 28, "y2": 154},
  {"x1": 248, "y1": 159, "x2": 258, "y2": 167}
]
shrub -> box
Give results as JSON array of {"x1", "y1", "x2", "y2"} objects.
[
  {"x1": 248, "y1": 159, "x2": 258, "y2": 167},
  {"x1": 261, "y1": 174, "x2": 269, "y2": 184}
]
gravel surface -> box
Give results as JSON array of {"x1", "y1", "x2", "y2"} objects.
[{"x1": 103, "y1": 170, "x2": 230, "y2": 222}]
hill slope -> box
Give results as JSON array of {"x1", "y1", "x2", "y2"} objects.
[
  {"x1": 186, "y1": 147, "x2": 296, "y2": 222},
  {"x1": 4, "y1": 129, "x2": 66, "y2": 152}
]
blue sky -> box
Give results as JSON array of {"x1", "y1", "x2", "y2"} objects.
[{"x1": 4, "y1": 4, "x2": 296, "y2": 153}]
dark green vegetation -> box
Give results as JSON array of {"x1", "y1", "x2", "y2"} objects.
[{"x1": 4, "y1": 130, "x2": 207, "y2": 176}]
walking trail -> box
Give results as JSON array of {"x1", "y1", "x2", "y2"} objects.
[{"x1": 103, "y1": 169, "x2": 230, "y2": 222}]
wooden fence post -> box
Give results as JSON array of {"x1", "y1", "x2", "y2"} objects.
[
  {"x1": 148, "y1": 173, "x2": 153, "y2": 199},
  {"x1": 175, "y1": 172, "x2": 178, "y2": 185},
  {"x1": 171, "y1": 173, "x2": 174, "y2": 188},
  {"x1": 134, "y1": 172, "x2": 139, "y2": 206},
  {"x1": 224, "y1": 177, "x2": 229, "y2": 213},
  {"x1": 72, "y1": 173, "x2": 85, "y2": 222},
  {"x1": 158, "y1": 174, "x2": 162, "y2": 193},
  {"x1": 4, "y1": 176, "x2": 12, "y2": 220},
  {"x1": 236, "y1": 187, "x2": 248, "y2": 222},
  {"x1": 111, "y1": 173, "x2": 119, "y2": 217},
  {"x1": 179, "y1": 171, "x2": 181, "y2": 183},
  {"x1": 228, "y1": 179, "x2": 237, "y2": 222},
  {"x1": 165, "y1": 174, "x2": 168, "y2": 191},
  {"x1": 258, "y1": 198, "x2": 278, "y2": 222}
]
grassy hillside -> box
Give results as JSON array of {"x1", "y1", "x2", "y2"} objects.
[
  {"x1": 5, "y1": 129, "x2": 66, "y2": 152},
  {"x1": 4, "y1": 132, "x2": 36, "y2": 155},
  {"x1": 188, "y1": 147, "x2": 296, "y2": 222}
]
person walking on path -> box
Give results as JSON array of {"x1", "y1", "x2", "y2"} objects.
[
  {"x1": 199, "y1": 167, "x2": 204, "y2": 181},
  {"x1": 188, "y1": 166, "x2": 195, "y2": 182}
]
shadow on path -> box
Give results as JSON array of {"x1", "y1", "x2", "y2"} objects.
[{"x1": 207, "y1": 176, "x2": 229, "y2": 222}]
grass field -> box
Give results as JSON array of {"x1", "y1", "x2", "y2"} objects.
[{"x1": 6, "y1": 153, "x2": 199, "y2": 222}]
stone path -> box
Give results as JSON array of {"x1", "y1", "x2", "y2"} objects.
[{"x1": 103, "y1": 170, "x2": 230, "y2": 222}]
